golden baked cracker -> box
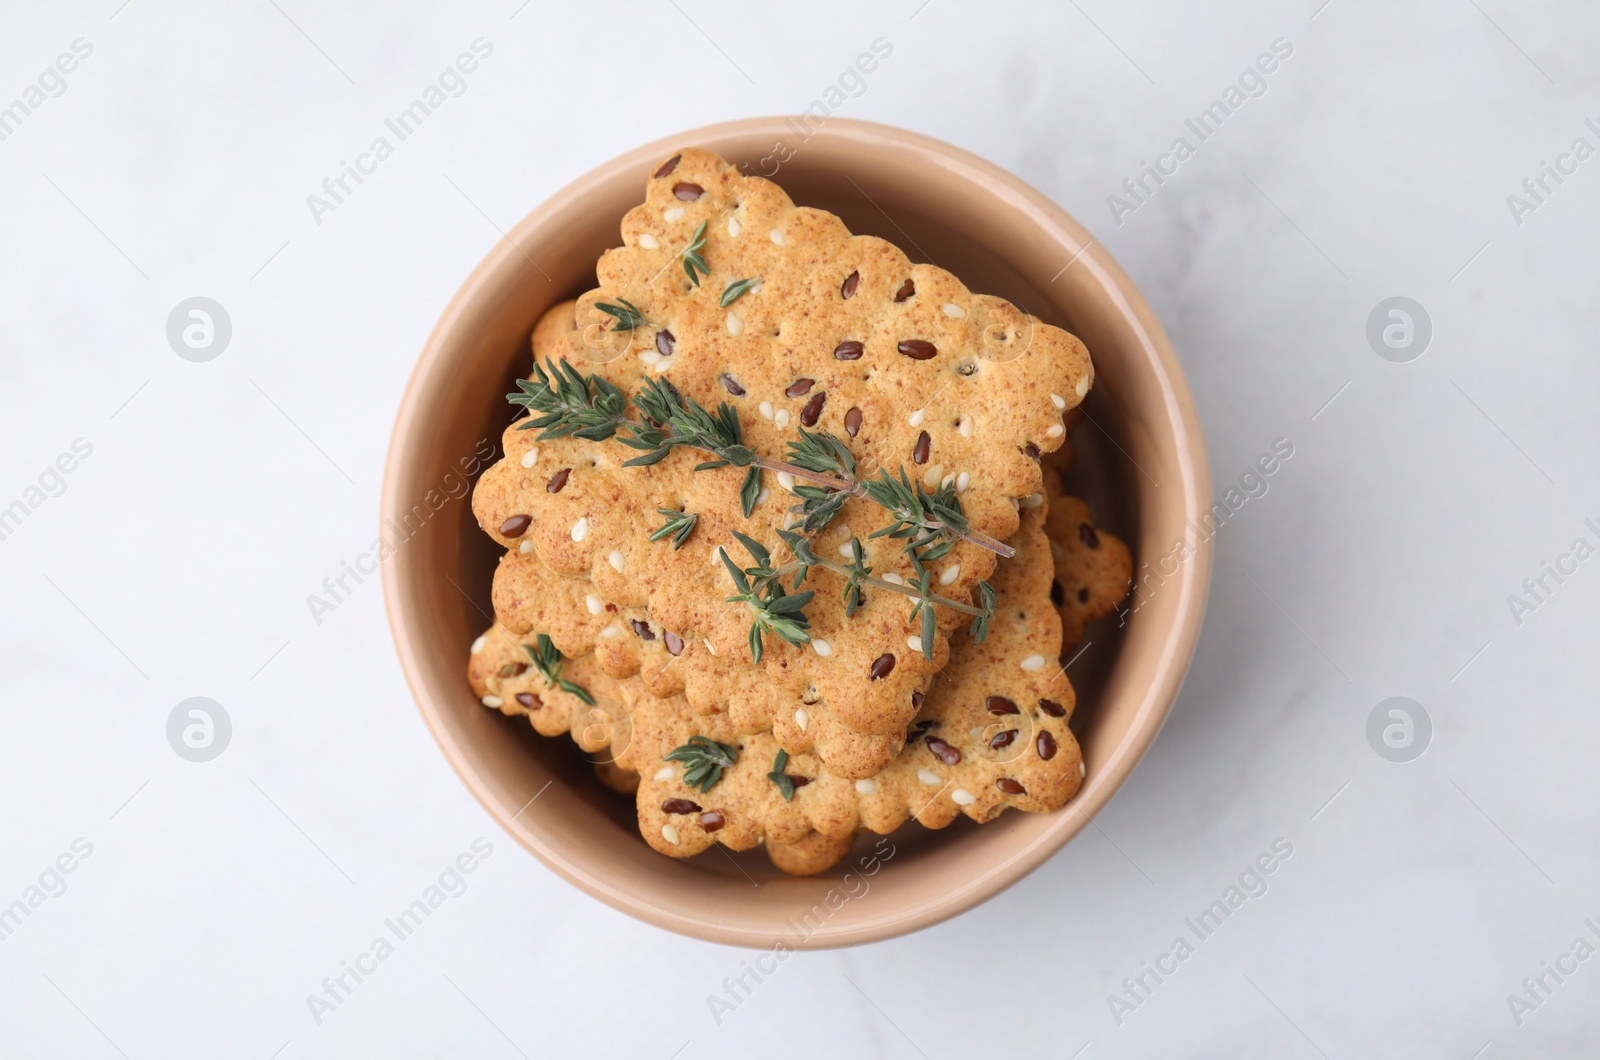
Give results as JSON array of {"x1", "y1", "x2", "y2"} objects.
[
  {"x1": 468, "y1": 501, "x2": 1088, "y2": 868},
  {"x1": 1041, "y1": 473, "x2": 1132, "y2": 654},
  {"x1": 473, "y1": 149, "x2": 1092, "y2": 775},
  {"x1": 765, "y1": 832, "x2": 854, "y2": 877}
]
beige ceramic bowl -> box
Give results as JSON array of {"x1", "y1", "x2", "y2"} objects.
[{"x1": 382, "y1": 118, "x2": 1210, "y2": 948}]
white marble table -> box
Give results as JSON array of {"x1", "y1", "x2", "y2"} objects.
[{"x1": 2, "y1": 2, "x2": 1597, "y2": 1056}]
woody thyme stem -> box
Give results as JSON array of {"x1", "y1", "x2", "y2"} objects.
[{"x1": 759, "y1": 558, "x2": 986, "y2": 618}]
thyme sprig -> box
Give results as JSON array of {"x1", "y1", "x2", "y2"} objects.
[
  {"x1": 523, "y1": 634, "x2": 595, "y2": 705},
  {"x1": 681, "y1": 220, "x2": 709, "y2": 286},
  {"x1": 507, "y1": 359, "x2": 1015, "y2": 559},
  {"x1": 775, "y1": 530, "x2": 996, "y2": 654},
  {"x1": 664, "y1": 735, "x2": 738, "y2": 793},
  {"x1": 594, "y1": 298, "x2": 650, "y2": 331},
  {"x1": 767, "y1": 749, "x2": 797, "y2": 801},
  {"x1": 649, "y1": 508, "x2": 698, "y2": 549},
  {"x1": 720, "y1": 277, "x2": 759, "y2": 306},
  {"x1": 721, "y1": 532, "x2": 813, "y2": 663},
  {"x1": 786, "y1": 427, "x2": 1014, "y2": 558}
]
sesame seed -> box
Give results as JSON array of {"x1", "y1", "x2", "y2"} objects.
[
  {"x1": 883, "y1": 572, "x2": 904, "y2": 585},
  {"x1": 956, "y1": 472, "x2": 970, "y2": 492},
  {"x1": 638, "y1": 233, "x2": 660, "y2": 249},
  {"x1": 837, "y1": 542, "x2": 854, "y2": 559},
  {"x1": 608, "y1": 549, "x2": 625, "y2": 572},
  {"x1": 759, "y1": 400, "x2": 775, "y2": 419},
  {"x1": 725, "y1": 311, "x2": 743, "y2": 335},
  {"x1": 907, "y1": 635, "x2": 923, "y2": 652},
  {"x1": 755, "y1": 487, "x2": 770, "y2": 505},
  {"x1": 1020, "y1": 654, "x2": 1046, "y2": 671},
  {"x1": 520, "y1": 448, "x2": 539, "y2": 468},
  {"x1": 812, "y1": 638, "x2": 832, "y2": 657},
  {"x1": 664, "y1": 206, "x2": 685, "y2": 222},
  {"x1": 777, "y1": 471, "x2": 796, "y2": 491},
  {"x1": 661, "y1": 824, "x2": 680, "y2": 845},
  {"x1": 909, "y1": 409, "x2": 925, "y2": 426},
  {"x1": 519, "y1": 539, "x2": 535, "y2": 554},
  {"x1": 1050, "y1": 393, "x2": 1066, "y2": 410},
  {"x1": 959, "y1": 417, "x2": 973, "y2": 438},
  {"x1": 655, "y1": 765, "x2": 675, "y2": 782},
  {"x1": 481, "y1": 695, "x2": 503, "y2": 708},
  {"x1": 922, "y1": 462, "x2": 944, "y2": 489},
  {"x1": 1047, "y1": 423, "x2": 1064, "y2": 438},
  {"x1": 940, "y1": 564, "x2": 961, "y2": 585},
  {"x1": 769, "y1": 228, "x2": 786, "y2": 246},
  {"x1": 834, "y1": 524, "x2": 851, "y2": 538},
  {"x1": 943, "y1": 303, "x2": 966, "y2": 318},
  {"x1": 570, "y1": 517, "x2": 589, "y2": 541},
  {"x1": 599, "y1": 624, "x2": 621, "y2": 639},
  {"x1": 654, "y1": 358, "x2": 675, "y2": 373},
  {"x1": 941, "y1": 474, "x2": 955, "y2": 489},
  {"x1": 727, "y1": 217, "x2": 741, "y2": 237},
  {"x1": 471, "y1": 635, "x2": 487, "y2": 654},
  {"x1": 640, "y1": 350, "x2": 662, "y2": 366},
  {"x1": 774, "y1": 409, "x2": 791, "y2": 428},
  {"x1": 1020, "y1": 492, "x2": 1044, "y2": 509},
  {"x1": 795, "y1": 708, "x2": 810, "y2": 731},
  {"x1": 1079, "y1": 761, "x2": 1087, "y2": 778},
  {"x1": 585, "y1": 594, "x2": 603, "y2": 615},
  {"x1": 952, "y1": 789, "x2": 976, "y2": 805},
  {"x1": 703, "y1": 638, "x2": 717, "y2": 656},
  {"x1": 918, "y1": 768, "x2": 941, "y2": 786},
  {"x1": 1076, "y1": 375, "x2": 1089, "y2": 398},
  {"x1": 710, "y1": 545, "x2": 727, "y2": 567},
  {"x1": 855, "y1": 778, "x2": 879, "y2": 795}
]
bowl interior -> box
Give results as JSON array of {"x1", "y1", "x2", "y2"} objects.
[{"x1": 383, "y1": 119, "x2": 1209, "y2": 948}]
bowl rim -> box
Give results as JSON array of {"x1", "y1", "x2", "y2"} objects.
[{"x1": 382, "y1": 116, "x2": 1212, "y2": 947}]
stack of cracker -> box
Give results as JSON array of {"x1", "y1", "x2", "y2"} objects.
[{"x1": 467, "y1": 150, "x2": 1131, "y2": 875}]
